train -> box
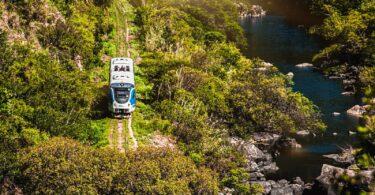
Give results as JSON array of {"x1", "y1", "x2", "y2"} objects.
[{"x1": 108, "y1": 58, "x2": 136, "y2": 118}]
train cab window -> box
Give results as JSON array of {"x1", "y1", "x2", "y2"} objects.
[{"x1": 114, "y1": 88, "x2": 130, "y2": 103}]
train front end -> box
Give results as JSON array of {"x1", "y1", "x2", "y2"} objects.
[{"x1": 109, "y1": 58, "x2": 136, "y2": 118}]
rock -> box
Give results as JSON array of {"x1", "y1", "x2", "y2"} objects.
[
  {"x1": 329, "y1": 76, "x2": 341, "y2": 79},
  {"x1": 296, "y1": 63, "x2": 313, "y2": 68},
  {"x1": 293, "y1": 177, "x2": 304, "y2": 185},
  {"x1": 270, "y1": 187, "x2": 293, "y2": 195},
  {"x1": 278, "y1": 179, "x2": 289, "y2": 186},
  {"x1": 332, "y1": 112, "x2": 341, "y2": 116},
  {"x1": 262, "y1": 62, "x2": 273, "y2": 67},
  {"x1": 286, "y1": 72, "x2": 294, "y2": 79},
  {"x1": 250, "y1": 161, "x2": 259, "y2": 172},
  {"x1": 349, "y1": 131, "x2": 357, "y2": 135},
  {"x1": 323, "y1": 149, "x2": 355, "y2": 164},
  {"x1": 252, "y1": 132, "x2": 281, "y2": 146},
  {"x1": 276, "y1": 137, "x2": 302, "y2": 149},
  {"x1": 343, "y1": 79, "x2": 356, "y2": 85},
  {"x1": 323, "y1": 154, "x2": 354, "y2": 164},
  {"x1": 250, "y1": 171, "x2": 265, "y2": 179},
  {"x1": 316, "y1": 164, "x2": 345, "y2": 186},
  {"x1": 296, "y1": 130, "x2": 310, "y2": 136},
  {"x1": 243, "y1": 142, "x2": 265, "y2": 160},
  {"x1": 249, "y1": 5, "x2": 267, "y2": 18},
  {"x1": 261, "y1": 162, "x2": 279, "y2": 174},
  {"x1": 290, "y1": 184, "x2": 304, "y2": 195},
  {"x1": 229, "y1": 137, "x2": 265, "y2": 160},
  {"x1": 342, "y1": 91, "x2": 355, "y2": 96},
  {"x1": 271, "y1": 182, "x2": 281, "y2": 189},
  {"x1": 264, "y1": 153, "x2": 273, "y2": 162},
  {"x1": 316, "y1": 164, "x2": 355, "y2": 186},
  {"x1": 332, "y1": 132, "x2": 338, "y2": 136},
  {"x1": 317, "y1": 165, "x2": 375, "y2": 192},
  {"x1": 347, "y1": 105, "x2": 367, "y2": 117}
]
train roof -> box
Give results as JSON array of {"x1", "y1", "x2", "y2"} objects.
[{"x1": 110, "y1": 57, "x2": 135, "y2": 85}]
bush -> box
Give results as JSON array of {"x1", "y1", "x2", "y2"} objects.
[{"x1": 18, "y1": 137, "x2": 219, "y2": 194}]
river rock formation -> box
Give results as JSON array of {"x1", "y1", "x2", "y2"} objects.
[
  {"x1": 248, "y1": 5, "x2": 267, "y2": 18},
  {"x1": 237, "y1": 3, "x2": 266, "y2": 18},
  {"x1": 347, "y1": 105, "x2": 367, "y2": 117},
  {"x1": 323, "y1": 147, "x2": 355, "y2": 164},
  {"x1": 315, "y1": 164, "x2": 375, "y2": 192},
  {"x1": 253, "y1": 177, "x2": 309, "y2": 195},
  {"x1": 230, "y1": 134, "x2": 309, "y2": 194},
  {"x1": 229, "y1": 137, "x2": 279, "y2": 177}
]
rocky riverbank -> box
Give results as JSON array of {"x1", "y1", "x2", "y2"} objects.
[
  {"x1": 229, "y1": 131, "x2": 375, "y2": 194},
  {"x1": 314, "y1": 164, "x2": 375, "y2": 193},
  {"x1": 236, "y1": 3, "x2": 266, "y2": 18},
  {"x1": 229, "y1": 132, "x2": 311, "y2": 194}
]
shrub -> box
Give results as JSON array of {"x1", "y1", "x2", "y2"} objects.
[{"x1": 17, "y1": 137, "x2": 219, "y2": 194}]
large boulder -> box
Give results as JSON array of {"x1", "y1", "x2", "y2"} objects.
[
  {"x1": 316, "y1": 164, "x2": 375, "y2": 192},
  {"x1": 316, "y1": 164, "x2": 355, "y2": 186},
  {"x1": 252, "y1": 132, "x2": 281, "y2": 147},
  {"x1": 347, "y1": 105, "x2": 367, "y2": 117},
  {"x1": 323, "y1": 147, "x2": 355, "y2": 164},
  {"x1": 229, "y1": 137, "x2": 265, "y2": 160},
  {"x1": 323, "y1": 154, "x2": 354, "y2": 164},
  {"x1": 243, "y1": 143, "x2": 265, "y2": 160}
]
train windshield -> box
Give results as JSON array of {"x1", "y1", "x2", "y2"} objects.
[{"x1": 114, "y1": 88, "x2": 130, "y2": 103}]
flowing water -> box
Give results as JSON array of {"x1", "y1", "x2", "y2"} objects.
[{"x1": 240, "y1": 0, "x2": 362, "y2": 182}]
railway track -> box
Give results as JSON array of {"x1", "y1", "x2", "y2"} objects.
[{"x1": 109, "y1": 117, "x2": 137, "y2": 152}]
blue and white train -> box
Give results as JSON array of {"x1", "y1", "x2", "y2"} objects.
[{"x1": 108, "y1": 58, "x2": 136, "y2": 117}]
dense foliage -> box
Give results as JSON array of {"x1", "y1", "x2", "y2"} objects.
[
  {"x1": 1, "y1": 0, "x2": 326, "y2": 193},
  {"x1": 310, "y1": 0, "x2": 375, "y2": 192},
  {"x1": 311, "y1": 0, "x2": 374, "y2": 94},
  {"x1": 130, "y1": 0, "x2": 324, "y2": 191},
  {"x1": 18, "y1": 137, "x2": 218, "y2": 194}
]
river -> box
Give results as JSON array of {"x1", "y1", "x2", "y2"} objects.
[{"x1": 240, "y1": 0, "x2": 362, "y2": 182}]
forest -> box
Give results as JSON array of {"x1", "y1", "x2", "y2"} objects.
[{"x1": 0, "y1": 0, "x2": 373, "y2": 194}]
